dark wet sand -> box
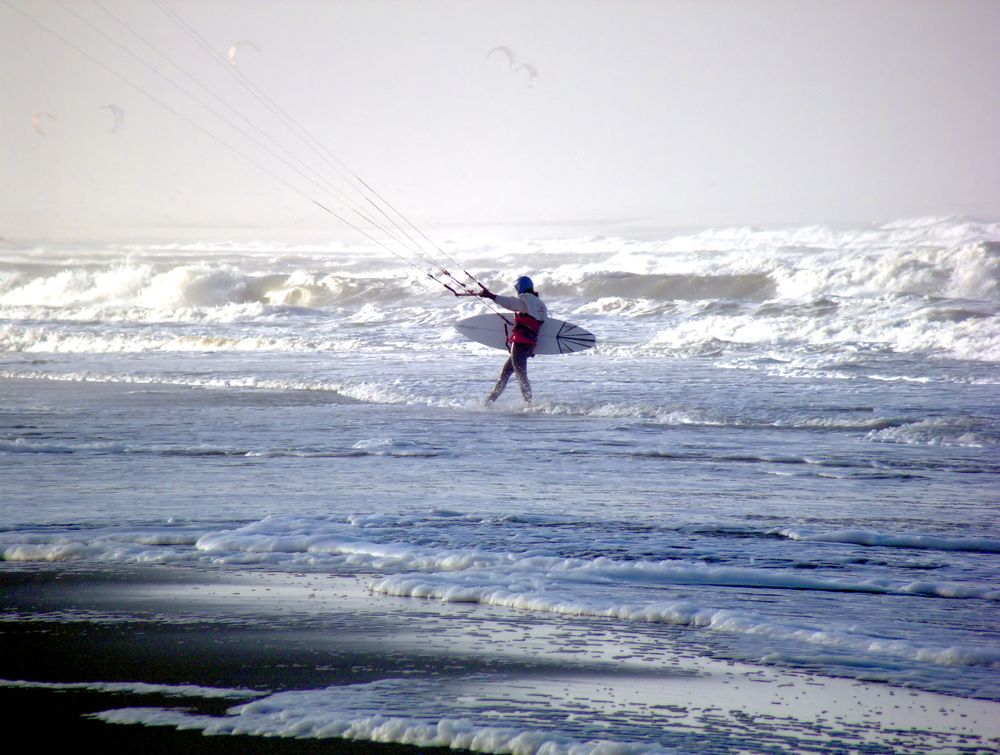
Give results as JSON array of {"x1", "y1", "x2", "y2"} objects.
[{"x1": 0, "y1": 566, "x2": 461, "y2": 753}]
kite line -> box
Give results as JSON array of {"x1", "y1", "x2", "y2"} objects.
[{"x1": 1, "y1": 0, "x2": 497, "y2": 303}]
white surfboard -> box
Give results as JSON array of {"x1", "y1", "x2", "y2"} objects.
[{"x1": 455, "y1": 313, "x2": 596, "y2": 355}]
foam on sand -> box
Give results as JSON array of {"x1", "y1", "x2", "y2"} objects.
[{"x1": 7, "y1": 568, "x2": 998, "y2": 754}]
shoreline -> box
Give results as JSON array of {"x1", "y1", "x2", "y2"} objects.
[{"x1": 3, "y1": 564, "x2": 999, "y2": 753}]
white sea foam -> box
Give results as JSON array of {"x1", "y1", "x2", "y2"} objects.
[
  {"x1": 371, "y1": 575, "x2": 1000, "y2": 669},
  {"x1": 0, "y1": 369, "x2": 400, "y2": 401},
  {"x1": 2, "y1": 218, "x2": 998, "y2": 367},
  {"x1": 0, "y1": 678, "x2": 262, "y2": 699},
  {"x1": 774, "y1": 528, "x2": 1000, "y2": 553},
  {"x1": 4, "y1": 514, "x2": 996, "y2": 596},
  {"x1": 866, "y1": 417, "x2": 996, "y2": 447},
  {"x1": 0, "y1": 323, "x2": 363, "y2": 354},
  {"x1": 93, "y1": 702, "x2": 672, "y2": 754}
]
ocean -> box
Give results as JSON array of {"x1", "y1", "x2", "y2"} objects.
[{"x1": 2, "y1": 216, "x2": 999, "y2": 752}]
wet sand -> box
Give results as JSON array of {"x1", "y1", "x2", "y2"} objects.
[
  {"x1": 2, "y1": 564, "x2": 998, "y2": 753},
  {"x1": 1, "y1": 565, "x2": 474, "y2": 752}
]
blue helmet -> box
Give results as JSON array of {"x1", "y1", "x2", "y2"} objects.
[{"x1": 515, "y1": 275, "x2": 534, "y2": 293}]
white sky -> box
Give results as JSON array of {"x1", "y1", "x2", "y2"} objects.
[{"x1": 2, "y1": 0, "x2": 999, "y2": 240}]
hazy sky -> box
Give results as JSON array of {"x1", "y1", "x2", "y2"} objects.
[{"x1": 2, "y1": 0, "x2": 999, "y2": 240}]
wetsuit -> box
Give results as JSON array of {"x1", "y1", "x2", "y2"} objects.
[{"x1": 486, "y1": 291, "x2": 547, "y2": 403}]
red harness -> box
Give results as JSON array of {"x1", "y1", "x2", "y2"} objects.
[{"x1": 510, "y1": 313, "x2": 543, "y2": 347}]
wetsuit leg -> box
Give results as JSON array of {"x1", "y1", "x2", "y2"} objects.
[
  {"x1": 486, "y1": 356, "x2": 515, "y2": 404},
  {"x1": 511, "y1": 343, "x2": 532, "y2": 402}
]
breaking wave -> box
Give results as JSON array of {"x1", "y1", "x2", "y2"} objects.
[{"x1": 1, "y1": 217, "x2": 998, "y2": 364}]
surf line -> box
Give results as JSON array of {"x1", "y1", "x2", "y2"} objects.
[{"x1": 2, "y1": 0, "x2": 501, "y2": 309}]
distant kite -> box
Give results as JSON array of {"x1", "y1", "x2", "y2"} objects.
[
  {"x1": 227, "y1": 40, "x2": 260, "y2": 65},
  {"x1": 99, "y1": 104, "x2": 125, "y2": 133},
  {"x1": 488, "y1": 46, "x2": 516, "y2": 67},
  {"x1": 32, "y1": 112, "x2": 55, "y2": 135},
  {"x1": 488, "y1": 46, "x2": 539, "y2": 88},
  {"x1": 516, "y1": 62, "x2": 539, "y2": 89}
]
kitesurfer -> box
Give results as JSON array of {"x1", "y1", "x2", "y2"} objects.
[{"x1": 477, "y1": 275, "x2": 547, "y2": 404}]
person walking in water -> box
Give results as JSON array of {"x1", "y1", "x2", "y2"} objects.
[{"x1": 477, "y1": 275, "x2": 548, "y2": 404}]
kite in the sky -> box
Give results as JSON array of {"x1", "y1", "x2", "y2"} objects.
[
  {"x1": 227, "y1": 40, "x2": 260, "y2": 66},
  {"x1": 516, "y1": 62, "x2": 539, "y2": 88},
  {"x1": 488, "y1": 46, "x2": 516, "y2": 67},
  {"x1": 32, "y1": 112, "x2": 55, "y2": 135},
  {"x1": 488, "y1": 46, "x2": 539, "y2": 88},
  {"x1": 99, "y1": 104, "x2": 125, "y2": 133}
]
